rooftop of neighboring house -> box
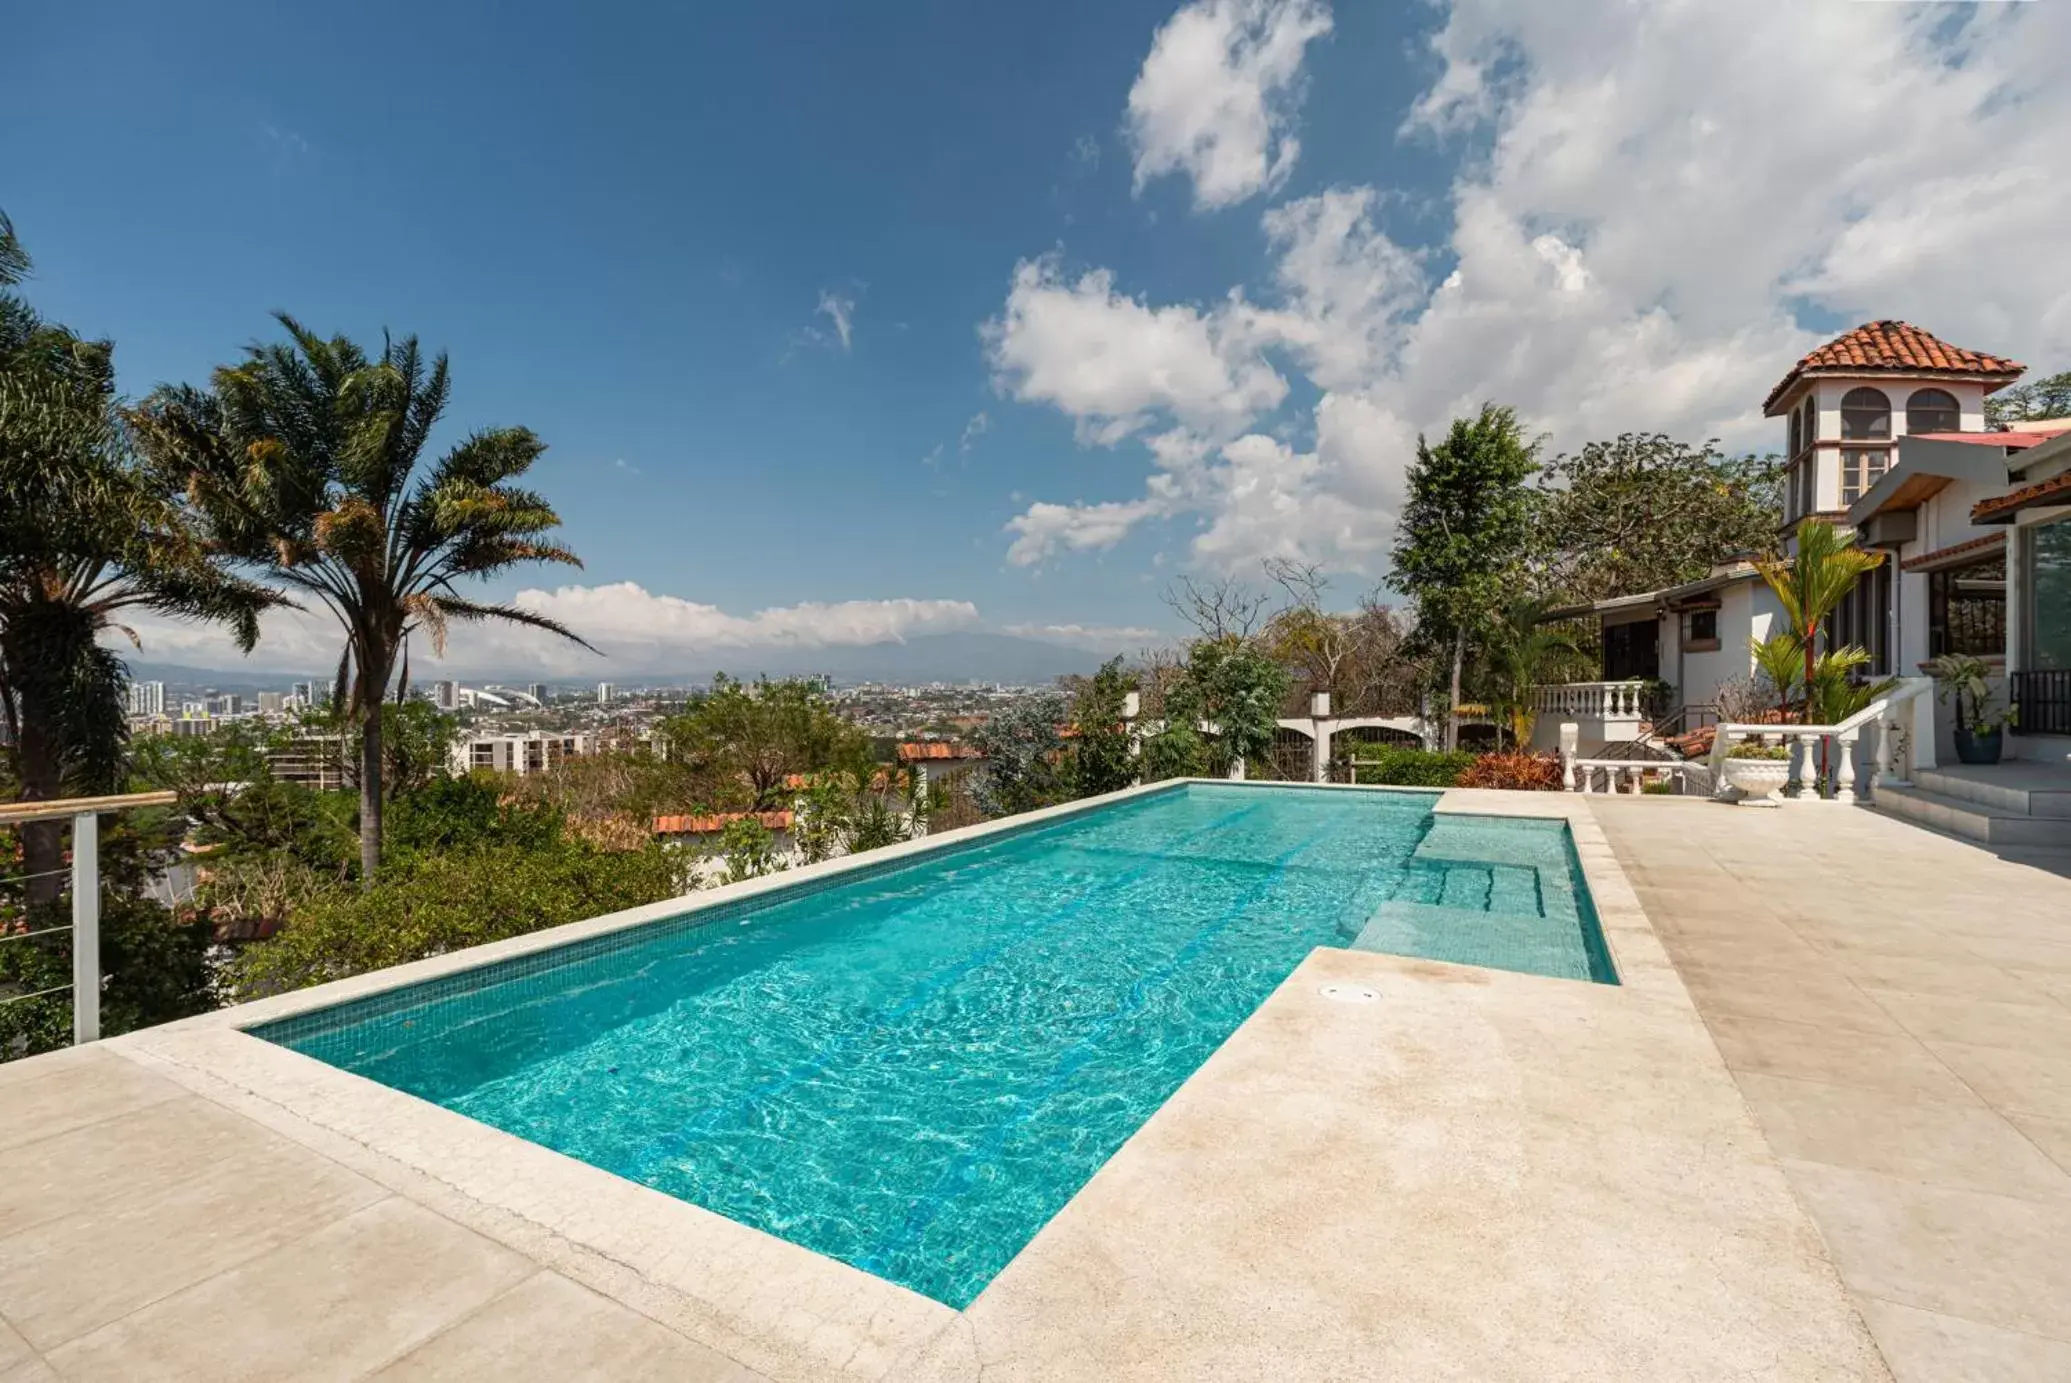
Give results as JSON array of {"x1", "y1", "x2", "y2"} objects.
[
  {"x1": 652, "y1": 810, "x2": 795, "y2": 837},
  {"x1": 1762, "y1": 319, "x2": 2025, "y2": 414},
  {"x1": 896, "y1": 741, "x2": 984, "y2": 762}
]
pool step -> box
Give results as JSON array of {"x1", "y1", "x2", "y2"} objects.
[{"x1": 1406, "y1": 860, "x2": 1542, "y2": 917}]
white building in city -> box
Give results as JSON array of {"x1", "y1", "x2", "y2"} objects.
[
  {"x1": 597, "y1": 682, "x2": 616, "y2": 706},
  {"x1": 126, "y1": 680, "x2": 165, "y2": 718},
  {"x1": 450, "y1": 730, "x2": 593, "y2": 777}
]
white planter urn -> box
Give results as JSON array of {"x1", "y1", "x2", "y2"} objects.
[{"x1": 1720, "y1": 757, "x2": 1790, "y2": 807}]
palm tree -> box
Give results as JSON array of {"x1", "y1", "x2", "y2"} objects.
[
  {"x1": 1482, "y1": 597, "x2": 1581, "y2": 748},
  {"x1": 131, "y1": 316, "x2": 592, "y2": 883},
  {"x1": 1754, "y1": 519, "x2": 1883, "y2": 723},
  {"x1": 1, "y1": 211, "x2": 280, "y2": 900}
]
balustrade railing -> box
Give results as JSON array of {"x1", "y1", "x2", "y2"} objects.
[
  {"x1": 1701, "y1": 678, "x2": 1934, "y2": 804},
  {"x1": 1530, "y1": 680, "x2": 1651, "y2": 721},
  {"x1": 2012, "y1": 670, "x2": 2071, "y2": 737}
]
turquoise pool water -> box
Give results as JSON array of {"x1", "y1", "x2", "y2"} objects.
[{"x1": 258, "y1": 784, "x2": 1611, "y2": 1308}]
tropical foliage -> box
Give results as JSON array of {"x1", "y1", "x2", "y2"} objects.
[
  {"x1": 1533, "y1": 434, "x2": 1782, "y2": 602},
  {"x1": 1389, "y1": 404, "x2": 1539, "y2": 748},
  {"x1": 971, "y1": 692, "x2": 1069, "y2": 815},
  {"x1": 1, "y1": 209, "x2": 279, "y2": 896},
  {"x1": 1754, "y1": 519, "x2": 1884, "y2": 721},
  {"x1": 130, "y1": 318, "x2": 590, "y2": 882}
]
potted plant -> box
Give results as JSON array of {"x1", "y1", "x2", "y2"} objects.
[
  {"x1": 1925, "y1": 654, "x2": 2017, "y2": 765},
  {"x1": 1720, "y1": 739, "x2": 1793, "y2": 806}
]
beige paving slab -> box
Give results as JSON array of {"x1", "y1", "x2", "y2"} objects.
[
  {"x1": 1821, "y1": 952, "x2": 2058, "y2": 1005},
  {"x1": 1867, "y1": 988, "x2": 2071, "y2": 1052},
  {"x1": 45, "y1": 1197, "x2": 536, "y2": 1382},
  {"x1": 372, "y1": 1270, "x2": 769, "y2": 1382},
  {"x1": 1677, "y1": 964, "x2": 1906, "y2": 1034},
  {"x1": 0, "y1": 1047, "x2": 184, "y2": 1152},
  {"x1": 1925, "y1": 1040, "x2": 2071, "y2": 1123},
  {"x1": 1702, "y1": 1014, "x2": 1980, "y2": 1105},
  {"x1": 2008, "y1": 966, "x2": 2071, "y2": 1009},
  {"x1": 0, "y1": 1359, "x2": 57, "y2": 1382},
  {"x1": 2007, "y1": 1113, "x2": 2071, "y2": 1178},
  {"x1": 0, "y1": 1094, "x2": 284, "y2": 1240},
  {"x1": 0, "y1": 1093, "x2": 387, "y2": 1351},
  {"x1": 1856, "y1": 1299, "x2": 2071, "y2": 1383},
  {"x1": 0, "y1": 1320, "x2": 31, "y2": 1373},
  {"x1": 902, "y1": 948, "x2": 1886, "y2": 1382},
  {"x1": 1784, "y1": 1160, "x2": 2071, "y2": 1342},
  {"x1": 1736, "y1": 1072, "x2": 2070, "y2": 1202}
]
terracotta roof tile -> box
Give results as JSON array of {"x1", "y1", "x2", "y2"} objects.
[
  {"x1": 1973, "y1": 471, "x2": 2071, "y2": 525},
  {"x1": 896, "y1": 742, "x2": 983, "y2": 762},
  {"x1": 653, "y1": 810, "x2": 794, "y2": 836},
  {"x1": 1900, "y1": 532, "x2": 2005, "y2": 572},
  {"x1": 1764, "y1": 321, "x2": 2024, "y2": 414}
]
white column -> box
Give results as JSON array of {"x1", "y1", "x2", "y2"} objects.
[
  {"x1": 1227, "y1": 757, "x2": 1247, "y2": 781},
  {"x1": 1834, "y1": 731, "x2": 1859, "y2": 804},
  {"x1": 1559, "y1": 722, "x2": 1578, "y2": 792},
  {"x1": 72, "y1": 810, "x2": 100, "y2": 1045},
  {"x1": 1790, "y1": 738, "x2": 1818, "y2": 800},
  {"x1": 1312, "y1": 723, "x2": 1332, "y2": 783}
]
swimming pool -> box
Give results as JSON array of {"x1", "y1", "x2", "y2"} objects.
[{"x1": 257, "y1": 783, "x2": 1612, "y2": 1308}]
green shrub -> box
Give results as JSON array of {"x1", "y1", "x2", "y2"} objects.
[
  {"x1": 231, "y1": 839, "x2": 684, "y2": 999},
  {"x1": 1, "y1": 895, "x2": 213, "y2": 1061},
  {"x1": 1348, "y1": 747, "x2": 1476, "y2": 787}
]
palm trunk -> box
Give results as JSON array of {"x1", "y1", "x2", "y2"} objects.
[
  {"x1": 358, "y1": 706, "x2": 383, "y2": 887},
  {"x1": 1445, "y1": 629, "x2": 1464, "y2": 753},
  {"x1": 14, "y1": 696, "x2": 65, "y2": 906}
]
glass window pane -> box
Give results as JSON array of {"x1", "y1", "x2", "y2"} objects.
[
  {"x1": 2032, "y1": 521, "x2": 2071, "y2": 672},
  {"x1": 1842, "y1": 388, "x2": 1892, "y2": 441}
]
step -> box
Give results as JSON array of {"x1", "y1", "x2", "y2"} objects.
[
  {"x1": 1872, "y1": 784, "x2": 2071, "y2": 848},
  {"x1": 1912, "y1": 767, "x2": 2071, "y2": 820}
]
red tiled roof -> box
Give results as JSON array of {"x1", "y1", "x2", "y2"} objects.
[
  {"x1": 1974, "y1": 471, "x2": 2071, "y2": 526},
  {"x1": 1912, "y1": 427, "x2": 2070, "y2": 450},
  {"x1": 896, "y1": 742, "x2": 982, "y2": 762},
  {"x1": 1764, "y1": 321, "x2": 2024, "y2": 415},
  {"x1": 653, "y1": 810, "x2": 794, "y2": 836},
  {"x1": 1901, "y1": 532, "x2": 2005, "y2": 572}
]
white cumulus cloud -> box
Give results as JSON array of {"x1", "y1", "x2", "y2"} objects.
[
  {"x1": 1127, "y1": 0, "x2": 1334, "y2": 210},
  {"x1": 998, "y1": 0, "x2": 2071, "y2": 576},
  {"x1": 112, "y1": 585, "x2": 985, "y2": 678}
]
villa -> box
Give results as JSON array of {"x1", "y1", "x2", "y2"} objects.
[{"x1": 1535, "y1": 321, "x2": 2071, "y2": 842}]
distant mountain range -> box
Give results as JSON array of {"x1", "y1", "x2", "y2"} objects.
[{"x1": 118, "y1": 632, "x2": 1118, "y2": 693}]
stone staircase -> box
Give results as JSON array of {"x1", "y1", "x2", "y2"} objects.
[{"x1": 1872, "y1": 763, "x2": 2071, "y2": 848}]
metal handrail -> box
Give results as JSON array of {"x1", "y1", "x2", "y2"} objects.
[
  {"x1": 0, "y1": 790, "x2": 176, "y2": 826},
  {"x1": 1, "y1": 789, "x2": 177, "y2": 1045}
]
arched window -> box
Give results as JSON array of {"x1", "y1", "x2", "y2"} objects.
[
  {"x1": 1789, "y1": 407, "x2": 1801, "y2": 458},
  {"x1": 1840, "y1": 387, "x2": 1891, "y2": 441},
  {"x1": 1907, "y1": 388, "x2": 1961, "y2": 435}
]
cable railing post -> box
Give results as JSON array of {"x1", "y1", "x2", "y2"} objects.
[{"x1": 72, "y1": 810, "x2": 99, "y2": 1045}]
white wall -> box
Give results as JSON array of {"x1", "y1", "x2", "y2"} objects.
[
  {"x1": 1786, "y1": 378, "x2": 1988, "y2": 515},
  {"x1": 1671, "y1": 579, "x2": 1780, "y2": 711}
]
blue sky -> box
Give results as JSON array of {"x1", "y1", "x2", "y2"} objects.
[{"x1": 10, "y1": 0, "x2": 2070, "y2": 676}]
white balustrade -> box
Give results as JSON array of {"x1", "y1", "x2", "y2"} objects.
[
  {"x1": 1531, "y1": 680, "x2": 1651, "y2": 722},
  {"x1": 1696, "y1": 677, "x2": 1933, "y2": 806}
]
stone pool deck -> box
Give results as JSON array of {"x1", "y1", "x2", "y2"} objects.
[{"x1": 0, "y1": 786, "x2": 2063, "y2": 1379}]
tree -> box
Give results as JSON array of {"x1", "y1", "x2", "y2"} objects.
[
  {"x1": 1533, "y1": 435, "x2": 1783, "y2": 602},
  {"x1": 1165, "y1": 637, "x2": 1291, "y2": 778},
  {"x1": 1754, "y1": 519, "x2": 1884, "y2": 723},
  {"x1": 662, "y1": 677, "x2": 870, "y2": 809},
  {"x1": 1, "y1": 210, "x2": 279, "y2": 898},
  {"x1": 971, "y1": 693, "x2": 1068, "y2": 816},
  {"x1": 1986, "y1": 371, "x2": 2071, "y2": 427},
  {"x1": 1068, "y1": 657, "x2": 1137, "y2": 797},
  {"x1": 1479, "y1": 597, "x2": 1582, "y2": 747},
  {"x1": 1389, "y1": 404, "x2": 1539, "y2": 749},
  {"x1": 131, "y1": 317, "x2": 589, "y2": 884}
]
